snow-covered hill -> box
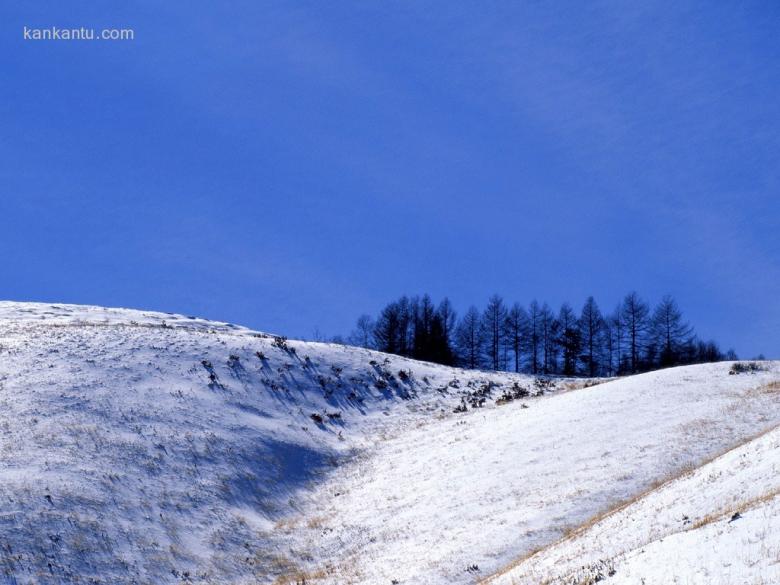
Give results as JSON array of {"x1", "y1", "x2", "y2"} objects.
[
  {"x1": 0, "y1": 302, "x2": 777, "y2": 585},
  {"x1": 489, "y1": 390, "x2": 780, "y2": 585},
  {"x1": 0, "y1": 302, "x2": 562, "y2": 585},
  {"x1": 284, "y1": 361, "x2": 780, "y2": 585}
]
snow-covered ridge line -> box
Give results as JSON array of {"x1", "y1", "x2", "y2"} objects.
[
  {"x1": 0, "y1": 300, "x2": 586, "y2": 381},
  {"x1": 0, "y1": 301, "x2": 258, "y2": 334}
]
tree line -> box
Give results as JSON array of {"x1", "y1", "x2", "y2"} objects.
[{"x1": 345, "y1": 292, "x2": 737, "y2": 377}]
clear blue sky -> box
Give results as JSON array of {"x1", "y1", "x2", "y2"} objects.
[{"x1": 2, "y1": 2, "x2": 778, "y2": 357}]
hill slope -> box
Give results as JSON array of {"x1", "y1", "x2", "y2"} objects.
[
  {"x1": 0, "y1": 302, "x2": 777, "y2": 585},
  {"x1": 0, "y1": 302, "x2": 552, "y2": 584},
  {"x1": 278, "y1": 361, "x2": 780, "y2": 584},
  {"x1": 489, "y1": 395, "x2": 780, "y2": 585}
]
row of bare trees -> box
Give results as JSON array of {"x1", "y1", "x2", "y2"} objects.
[{"x1": 347, "y1": 292, "x2": 736, "y2": 376}]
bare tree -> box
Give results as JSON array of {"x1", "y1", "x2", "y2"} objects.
[
  {"x1": 557, "y1": 303, "x2": 581, "y2": 376},
  {"x1": 348, "y1": 314, "x2": 375, "y2": 349},
  {"x1": 412, "y1": 294, "x2": 436, "y2": 360},
  {"x1": 620, "y1": 292, "x2": 650, "y2": 373},
  {"x1": 602, "y1": 317, "x2": 616, "y2": 377},
  {"x1": 481, "y1": 295, "x2": 508, "y2": 370},
  {"x1": 540, "y1": 303, "x2": 558, "y2": 374},
  {"x1": 526, "y1": 300, "x2": 542, "y2": 374},
  {"x1": 607, "y1": 306, "x2": 625, "y2": 374},
  {"x1": 651, "y1": 295, "x2": 694, "y2": 367},
  {"x1": 455, "y1": 306, "x2": 483, "y2": 369},
  {"x1": 437, "y1": 297, "x2": 457, "y2": 350},
  {"x1": 579, "y1": 296, "x2": 604, "y2": 376},
  {"x1": 373, "y1": 299, "x2": 406, "y2": 354},
  {"x1": 505, "y1": 303, "x2": 528, "y2": 373}
]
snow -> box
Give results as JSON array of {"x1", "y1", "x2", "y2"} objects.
[
  {"x1": 490, "y1": 385, "x2": 780, "y2": 585},
  {"x1": 0, "y1": 301, "x2": 777, "y2": 585},
  {"x1": 281, "y1": 362, "x2": 780, "y2": 584},
  {"x1": 0, "y1": 302, "x2": 557, "y2": 584}
]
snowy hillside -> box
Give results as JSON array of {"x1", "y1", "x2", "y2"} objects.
[
  {"x1": 0, "y1": 302, "x2": 777, "y2": 585},
  {"x1": 283, "y1": 362, "x2": 780, "y2": 584},
  {"x1": 0, "y1": 302, "x2": 562, "y2": 584},
  {"x1": 489, "y1": 393, "x2": 780, "y2": 585}
]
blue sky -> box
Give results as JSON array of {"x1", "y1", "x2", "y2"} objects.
[{"x1": 2, "y1": 2, "x2": 778, "y2": 357}]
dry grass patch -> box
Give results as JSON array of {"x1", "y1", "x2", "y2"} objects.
[
  {"x1": 272, "y1": 567, "x2": 330, "y2": 585},
  {"x1": 274, "y1": 517, "x2": 300, "y2": 531},
  {"x1": 689, "y1": 488, "x2": 780, "y2": 531},
  {"x1": 761, "y1": 380, "x2": 780, "y2": 393},
  {"x1": 306, "y1": 514, "x2": 330, "y2": 529},
  {"x1": 559, "y1": 379, "x2": 612, "y2": 393},
  {"x1": 274, "y1": 558, "x2": 367, "y2": 585},
  {"x1": 746, "y1": 380, "x2": 780, "y2": 397}
]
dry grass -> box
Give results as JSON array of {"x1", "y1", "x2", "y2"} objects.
[
  {"x1": 689, "y1": 488, "x2": 780, "y2": 531},
  {"x1": 559, "y1": 378, "x2": 613, "y2": 393},
  {"x1": 306, "y1": 514, "x2": 329, "y2": 529},
  {"x1": 274, "y1": 517, "x2": 300, "y2": 531},
  {"x1": 273, "y1": 558, "x2": 367, "y2": 585},
  {"x1": 761, "y1": 380, "x2": 780, "y2": 393},
  {"x1": 272, "y1": 567, "x2": 330, "y2": 585},
  {"x1": 745, "y1": 380, "x2": 780, "y2": 398}
]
